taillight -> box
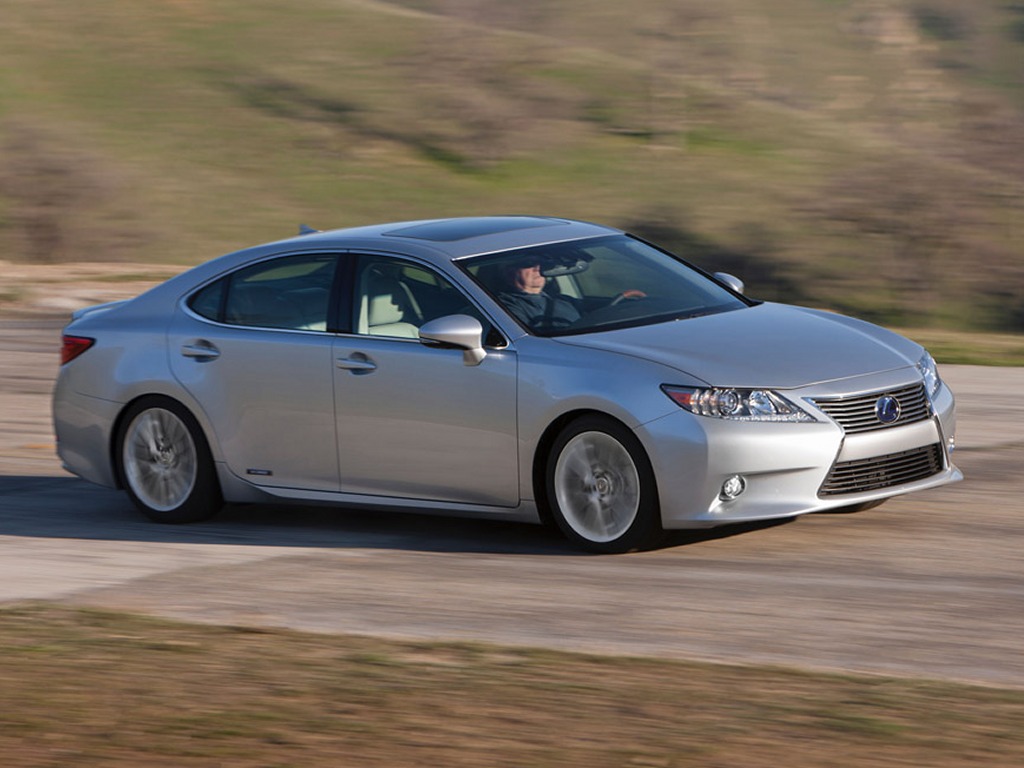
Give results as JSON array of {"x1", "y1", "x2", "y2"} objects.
[{"x1": 61, "y1": 335, "x2": 95, "y2": 365}]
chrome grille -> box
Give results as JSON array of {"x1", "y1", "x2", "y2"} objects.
[
  {"x1": 819, "y1": 444, "x2": 943, "y2": 497},
  {"x1": 812, "y1": 383, "x2": 930, "y2": 434}
]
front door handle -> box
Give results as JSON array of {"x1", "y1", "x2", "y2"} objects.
[
  {"x1": 181, "y1": 341, "x2": 220, "y2": 360},
  {"x1": 336, "y1": 354, "x2": 377, "y2": 373}
]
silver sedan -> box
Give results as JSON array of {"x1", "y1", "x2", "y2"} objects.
[{"x1": 53, "y1": 217, "x2": 961, "y2": 552}]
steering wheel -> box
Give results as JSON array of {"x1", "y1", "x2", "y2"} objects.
[{"x1": 609, "y1": 289, "x2": 647, "y2": 307}]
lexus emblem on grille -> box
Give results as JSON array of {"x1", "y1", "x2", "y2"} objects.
[{"x1": 875, "y1": 395, "x2": 902, "y2": 424}]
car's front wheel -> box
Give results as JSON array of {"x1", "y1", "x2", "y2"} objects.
[
  {"x1": 545, "y1": 416, "x2": 663, "y2": 553},
  {"x1": 117, "y1": 397, "x2": 222, "y2": 524}
]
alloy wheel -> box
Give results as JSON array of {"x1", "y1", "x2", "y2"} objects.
[
  {"x1": 122, "y1": 407, "x2": 198, "y2": 513},
  {"x1": 553, "y1": 430, "x2": 641, "y2": 543}
]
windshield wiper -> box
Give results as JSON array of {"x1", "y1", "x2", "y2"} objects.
[{"x1": 672, "y1": 303, "x2": 744, "y2": 321}]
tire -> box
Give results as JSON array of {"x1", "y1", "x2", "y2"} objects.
[
  {"x1": 117, "y1": 396, "x2": 222, "y2": 524},
  {"x1": 545, "y1": 415, "x2": 663, "y2": 554}
]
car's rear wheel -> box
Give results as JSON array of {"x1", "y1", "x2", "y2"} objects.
[
  {"x1": 118, "y1": 397, "x2": 221, "y2": 524},
  {"x1": 545, "y1": 415, "x2": 663, "y2": 553}
]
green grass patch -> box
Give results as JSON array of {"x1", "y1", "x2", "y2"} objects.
[{"x1": 1, "y1": 604, "x2": 1023, "y2": 766}]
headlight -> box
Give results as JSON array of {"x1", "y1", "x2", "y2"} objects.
[
  {"x1": 917, "y1": 351, "x2": 941, "y2": 399},
  {"x1": 662, "y1": 385, "x2": 814, "y2": 422}
]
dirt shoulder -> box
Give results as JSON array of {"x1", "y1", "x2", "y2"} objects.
[
  {"x1": 3, "y1": 267, "x2": 1024, "y2": 694},
  {"x1": 3, "y1": 603, "x2": 1023, "y2": 768},
  {"x1": 0, "y1": 261, "x2": 184, "y2": 317},
  {"x1": 2, "y1": 315, "x2": 1024, "y2": 691}
]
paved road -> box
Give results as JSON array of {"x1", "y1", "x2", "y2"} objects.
[{"x1": 2, "y1": 318, "x2": 1023, "y2": 687}]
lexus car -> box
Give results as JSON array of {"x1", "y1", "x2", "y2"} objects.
[{"x1": 53, "y1": 216, "x2": 961, "y2": 552}]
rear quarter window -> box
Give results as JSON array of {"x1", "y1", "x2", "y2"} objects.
[{"x1": 188, "y1": 279, "x2": 226, "y2": 321}]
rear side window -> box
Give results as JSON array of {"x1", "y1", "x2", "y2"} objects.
[{"x1": 187, "y1": 254, "x2": 338, "y2": 331}]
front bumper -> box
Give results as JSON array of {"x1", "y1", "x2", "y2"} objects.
[{"x1": 637, "y1": 369, "x2": 961, "y2": 529}]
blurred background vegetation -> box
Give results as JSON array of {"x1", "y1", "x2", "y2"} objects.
[{"x1": 1, "y1": 0, "x2": 1022, "y2": 333}]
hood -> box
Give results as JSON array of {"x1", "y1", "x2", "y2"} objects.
[{"x1": 556, "y1": 303, "x2": 922, "y2": 389}]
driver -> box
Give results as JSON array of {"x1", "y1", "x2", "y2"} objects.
[{"x1": 496, "y1": 260, "x2": 581, "y2": 329}]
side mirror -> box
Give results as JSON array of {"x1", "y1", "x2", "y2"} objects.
[
  {"x1": 419, "y1": 314, "x2": 487, "y2": 366},
  {"x1": 714, "y1": 272, "x2": 745, "y2": 295}
]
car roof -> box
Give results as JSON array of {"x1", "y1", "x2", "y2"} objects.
[{"x1": 268, "y1": 216, "x2": 621, "y2": 261}]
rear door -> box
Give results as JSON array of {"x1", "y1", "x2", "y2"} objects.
[{"x1": 169, "y1": 253, "x2": 340, "y2": 491}]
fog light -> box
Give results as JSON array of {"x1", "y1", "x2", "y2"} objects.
[
  {"x1": 948, "y1": 436, "x2": 956, "y2": 454},
  {"x1": 720, "y1": 475, "x2": 746, "y2": 501}
]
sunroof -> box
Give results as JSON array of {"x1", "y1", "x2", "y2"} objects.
[{"x1": 385, "y1": 217, "x2": 564, "y2": 242}]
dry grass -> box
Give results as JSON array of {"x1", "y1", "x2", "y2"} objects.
[
  {"x1": 2, "y1": 604, "x2": 1023, "y2": 767},
  {"x1": 896, "y1": 327, "x2": 1024, "y2": 367}
]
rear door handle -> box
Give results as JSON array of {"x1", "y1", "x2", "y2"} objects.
[
  {"x1": 336, "y1": 354, "x2": 377, "y2": 373},
  {"x1": 181, "y1": 341, "x2": 220, "y2": 360}
]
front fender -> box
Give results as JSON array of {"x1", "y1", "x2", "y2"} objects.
[{"x1": 515, "y1": 337, "x2": 695, "y2": 502}]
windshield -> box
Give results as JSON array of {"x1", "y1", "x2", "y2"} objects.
[{"x1": 460, "y1": 234, "x2": 750, "y2": 336}]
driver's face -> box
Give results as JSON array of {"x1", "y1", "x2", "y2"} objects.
[{"x1": 512, "y1": 263, "x2": 546, "y2": 294}]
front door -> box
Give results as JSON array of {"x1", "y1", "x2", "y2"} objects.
[{"x1": 333, "y1": 255, "x2": 519, "y2": 507}]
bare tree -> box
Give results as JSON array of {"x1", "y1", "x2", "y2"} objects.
[{"x1": 0, "y1": 123, "x2": 97, "y2": 263}]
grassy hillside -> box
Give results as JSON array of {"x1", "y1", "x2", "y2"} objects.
[{"x1": 1, "y1": 0, "x2": 1022, "y2": 332}]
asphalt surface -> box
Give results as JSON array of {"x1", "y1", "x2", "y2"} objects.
[{"x1": 2, "y1": 318, "x2": 1023, "y2": 688}]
